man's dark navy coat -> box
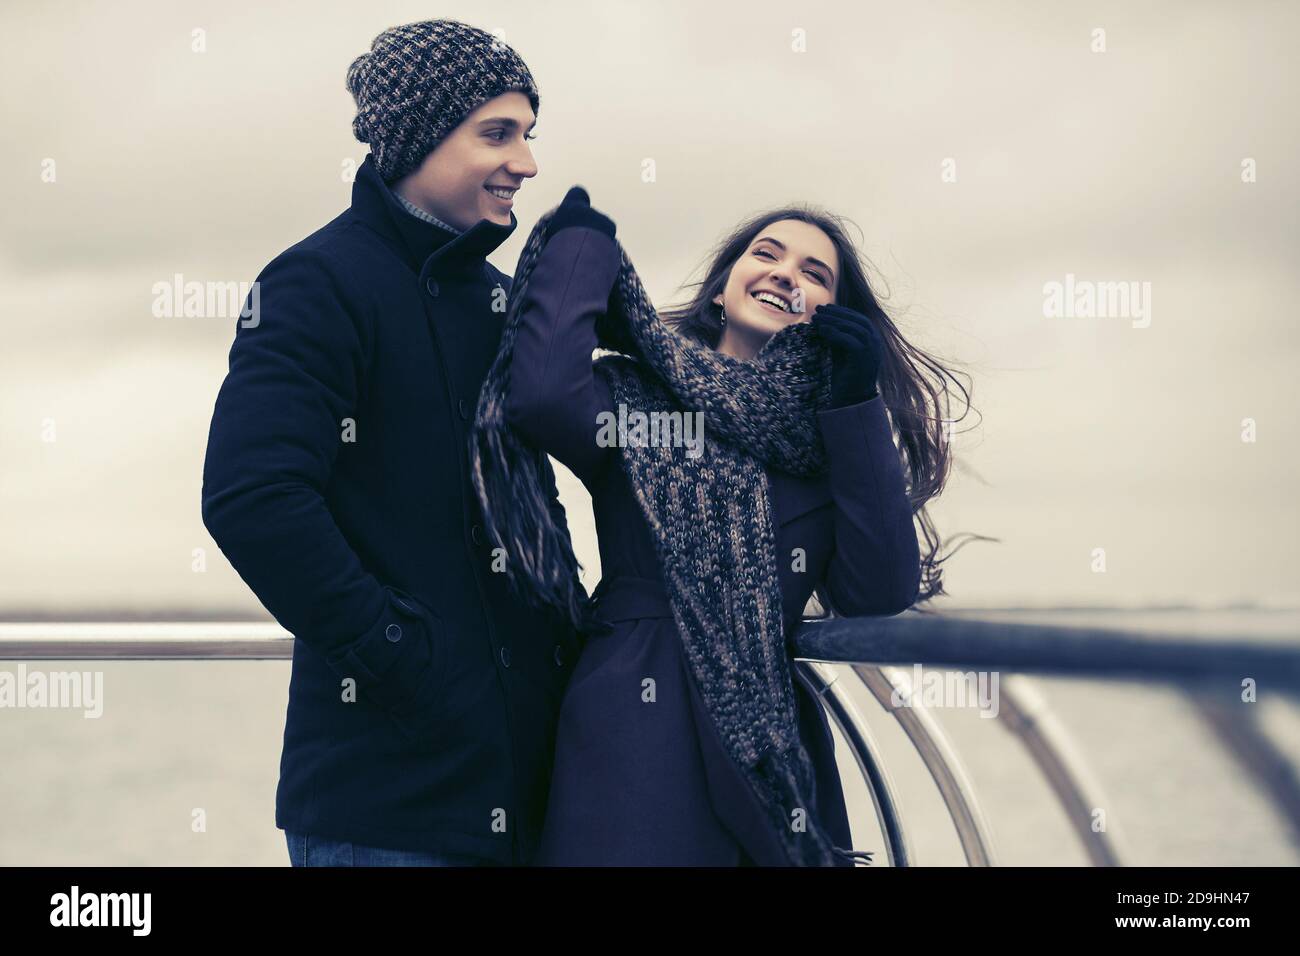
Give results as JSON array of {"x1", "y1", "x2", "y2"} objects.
[{"x1": 201, "y1": 153, "x2": 578, "y2": 865}]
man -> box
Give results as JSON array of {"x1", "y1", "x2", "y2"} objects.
[{"x1": 201, "y1": 19, "x2": 579, "y2": 867}]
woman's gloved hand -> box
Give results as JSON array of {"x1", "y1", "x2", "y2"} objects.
[
  {"x1": 543, "y1": 185, "x2": 617, "y2": 242},
  {"x1": 810, "y1": 303, "x2": 883, "y2": 406}
]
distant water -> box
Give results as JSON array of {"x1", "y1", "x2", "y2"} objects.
[{"x1": 1, "y1": 608, "x2": 1297, "y2": 866}]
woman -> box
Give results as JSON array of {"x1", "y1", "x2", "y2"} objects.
[{"x1": 471, "y1": 186, "x2": 963, "y2": 866}]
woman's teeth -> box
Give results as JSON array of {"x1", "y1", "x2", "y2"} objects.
[
  {"x1": 485, "y1": 186, "x2": 517, "y2": 200},
  {"x1": 753, "y1": 291, "x2": 791, "y2": 313}
]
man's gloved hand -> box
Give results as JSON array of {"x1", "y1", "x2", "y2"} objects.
[
  {"x1": 810, "y1": 303, "x2": 884, "y2": 406},
  {"x1": 543, "y1": 185, "x2": 616, "y2": 243}
]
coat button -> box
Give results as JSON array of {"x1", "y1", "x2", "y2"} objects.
[
  {"x1": 458, "y1": 398, "x2": 471, "y2": 420},
  {"x1": 553, "y1": 643, "x2": 564, "y2": 667},
  {"x1": 499, "y1": 646, "x2": 512, "y2": 668},
  {"x1": 385, "y1": 624, "x2": 402, "y2": 643},
  {"x1": 471, "y1": 524, "x2": 484, "y2": 546},
  {"x1": 425, "y1": 278, "x2": 439, "y2": 297}
]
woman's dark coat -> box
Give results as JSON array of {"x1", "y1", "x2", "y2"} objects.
[
  {"x1": 201, "y1": 153, "x2": 580, "y2": 865},
  {"x1": 504, "y1": 226, "x2": 922, "y2": 865}
]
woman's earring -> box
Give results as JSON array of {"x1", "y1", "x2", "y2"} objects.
[{"x1": 718, "y1": 303, "x2": 727, "y2": 326}]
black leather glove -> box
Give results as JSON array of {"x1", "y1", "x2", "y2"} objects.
[
  {"x1": 810, "y1": 303, "x2": 883, "y2": 406},
  {"x1": 543, "y1": 185, "x2": 616, "y2": 242}
]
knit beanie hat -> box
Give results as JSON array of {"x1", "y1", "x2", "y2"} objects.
[{"x1": 346, "y1": 20, "x2": 541, "y2": 183}]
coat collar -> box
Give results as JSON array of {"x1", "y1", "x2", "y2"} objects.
[{"x1": 349, "y1": 152, "x2": 517, "y2": 277}]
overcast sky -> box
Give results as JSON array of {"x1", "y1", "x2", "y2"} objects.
[{"x1": 1, "y1": 0, "x2": 1297, "y2": 615}]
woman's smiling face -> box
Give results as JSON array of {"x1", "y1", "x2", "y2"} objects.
[{"x1": 713, "y1": 218, "x2": 839, "y2": 356}]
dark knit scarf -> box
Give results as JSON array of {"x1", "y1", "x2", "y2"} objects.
[{"x1": 471, "y1": 209, "x2": 873, "y2": 867}]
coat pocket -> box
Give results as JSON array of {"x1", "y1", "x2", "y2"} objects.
[
  {"x1": 325, "y1": 585, "x2": 449, "y2": 741},
  {"x1": 383, "y1": 590, "x2": 451, "y2": 743}
]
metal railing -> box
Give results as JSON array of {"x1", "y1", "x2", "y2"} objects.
[
  {"x1": 793, "y1": 611, "x2": 1300, "y2": 866},
  {"x1": 3, "y1": 612, "x2": 1298, "y2": 867}
]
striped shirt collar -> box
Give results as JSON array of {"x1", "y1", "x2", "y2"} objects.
[{"x1": 391, "y1": 190, "x2": 464, "y2": 237}]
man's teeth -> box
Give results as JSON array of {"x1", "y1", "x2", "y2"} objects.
[
  {"x1": 753, "y1": 292, "x2": 791, "y2": 312},
  {"x1": 486, "y1": 186, "x2": 516, "y2": 199}
]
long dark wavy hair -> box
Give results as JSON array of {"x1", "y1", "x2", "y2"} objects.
[{"x1": 658, "y1": 205, "x2": 993, "y2": 606}]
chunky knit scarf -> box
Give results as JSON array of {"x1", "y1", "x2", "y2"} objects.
[{"x1": 471, "y1": 209, "x2": 872, "y2": 867}]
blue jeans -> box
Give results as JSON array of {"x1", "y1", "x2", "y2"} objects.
[{"x1": 284, "y1": 830, "x2": 493, "y2": 867}]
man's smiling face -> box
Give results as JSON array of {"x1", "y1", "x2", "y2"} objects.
[{"x1": 391, "y1": 91, "x2": 538, "y2": 231}]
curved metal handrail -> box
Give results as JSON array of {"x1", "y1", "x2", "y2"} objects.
[
  {"x1": 793, "y1": 612, "x2": 1300, "y2": 867},
  {"x1": 995, "y1": 675, "x2": 1130, "y2": 866},
  {"x1": 852, "y1": 663, "x2": 999, "y2": 866},
  {"x1": 796, "y1": 661, "x2": 912, "y2": 867},
  {"x1": 1189, "y1": 692, "x2": 1300, "y2": 843}
]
